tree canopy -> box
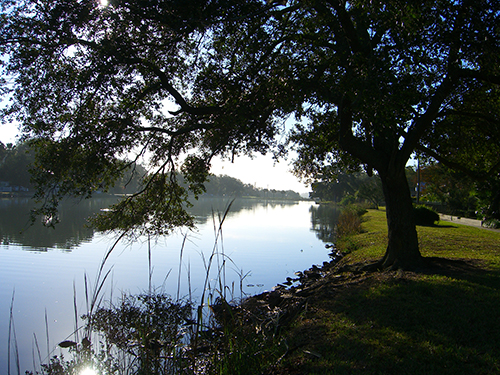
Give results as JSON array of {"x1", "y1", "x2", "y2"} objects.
[
  {"x1": 1, "y1": 0, "x2": 499, "y2": 268},
  {"x1": 0, "y1": 141, "x2": 34, "y2": 188}
]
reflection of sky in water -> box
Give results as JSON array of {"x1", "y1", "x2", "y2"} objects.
[{"x1": 0, "y1": 198, "x2": 337, "y2": 373}]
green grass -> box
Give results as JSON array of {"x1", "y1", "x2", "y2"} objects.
[
  {"x1": 269, "y1": 209, "x2": 500, "y2": 375},
  {"x1": 31, "y1": 209, "x2": 500, "y2": 374}
]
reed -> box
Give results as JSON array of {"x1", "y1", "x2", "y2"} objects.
[
  {"x1": 25, "y1": 197, "x2": 263, "y2": 374},
  {"x1": 8, "y1": 289, "x2": 20, "y2": 375},
  {"x1": 336, "y1": 204, "x2": 366, "y2": 239}
]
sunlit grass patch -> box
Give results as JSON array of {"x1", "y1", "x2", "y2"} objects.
[
  {"x1": 344, "y1": 209, "x2": 500, "y2": 268},
  {"x1": 418, "y1": 221, "x2": 500, "y2": 266}
]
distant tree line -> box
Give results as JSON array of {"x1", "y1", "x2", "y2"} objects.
[
  {"x1": 0, "y1": 141, "x2": 32, "y2": 189},
  {"x1": 0, "y1": 141, "x2": 146, "y2": 195},
  {"x1": 0, "y1": 141, "x2": 303, "y2": 200},
  {"x1": 202, "y1": 174, "x2": 303, "y2": 200}
]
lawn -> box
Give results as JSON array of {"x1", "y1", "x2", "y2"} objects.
[
  {"x1": 264, "y1": 209, "x2": 500, "y2": 375},
  {"x1": 24, "y1": 209, "x2": 500, "y2": 374}
]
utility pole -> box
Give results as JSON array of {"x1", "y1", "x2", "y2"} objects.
[{"x1": 416, "y1": 157, "x2": 421, "y2": 205}]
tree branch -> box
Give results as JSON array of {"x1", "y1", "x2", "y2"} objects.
[
  {"x1": 145, "y1": 63, "x2": 221, "y2": 116},
  {"x1": 134, "y1": 121, "x2": 214, "y2": 137},
  {"x1": 338, "y1": 95, "x2": 381, "y2": 171},
  {"x1": 400, "y1": 76, "x2": 454, "y2": 163},
  {"x1": 415, "y1": 144, "x2": 500, "y2": 182}
]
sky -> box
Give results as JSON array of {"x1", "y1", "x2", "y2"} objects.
[
  {"x1": 210, "y1": 153, "x2": 308, "y2": 193},
  {"x1": 1, "y1": 121, "x2": 18, "y2": 145},
  {"x1": 0, "y1": 122, "x2": 310, "y2": 194}
]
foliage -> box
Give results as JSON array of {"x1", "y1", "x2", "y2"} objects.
[
  {"x1": 482, "y1": 218, "x2": 500, "y2": 229},
  {"x1": 355, "y1": 175, "x2": 384, "y2": 209},
  {"x1": 421, "y1": 162, "x2": 500, "y2": 221},
  {"x1": 339, "y1": 194, "x2": 356, "y2": 206},
  {"x1": 85, "y1": 293, "x2": 193, "y2": 375},
  {"x1": 0, "y1": 140, "x2": 34, "y2": 188},
  {"x1": 413, "y1": 205, "x2": 440, "y2": 226},
  {"x1": 1, "y1": 1, "x2": 500, "y2": 267},
  {"x1": 310, "y1": 171, "x2": 384, "y2": 207},
  {"x1": 309, "y1": 173, "x2": 360, "y2": 202},
  {"x1": 418, "y1": 84, "x2": 500, "y2": 219},
  {"x1": 0, "y1": 0, "x2": 281, "y2": 236},
  {"x1": 25, "y1": 293, "x2": 193, "y2": 375},
  {"x1": 336, "y1": 204, "x2": 367, "y2": 251},
  {"x1": 0, "y1": 139, "x2": 148, "y2": 197}
]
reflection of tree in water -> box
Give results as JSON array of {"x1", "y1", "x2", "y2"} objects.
[
  {"x1": 188, "y1": 197, "x2": 299, "y2": 225},
  {"x1": 0, "y1": 197, "x2": 119, "y2": 251},
  {"x1": 309, "y1": 204, "x2": 341, "y2": 243},
  {"x1": 0, "y1": 197, "x2": 301, "y2": 251}
]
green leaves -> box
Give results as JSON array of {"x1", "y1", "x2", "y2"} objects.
[
  {"x1": 91, "y1": 172, "x2": 194, "y2": 236},
  {"x1": 2, "y1": 0, "x2": 500, "y2": 237}
]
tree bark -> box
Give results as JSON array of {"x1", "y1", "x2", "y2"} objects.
[{"x1": 378, "y1": 167, "x2": 423, "y2": 270}]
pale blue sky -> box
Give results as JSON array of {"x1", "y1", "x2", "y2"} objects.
[{"x1": 211, "y1": 153, "x2": 307, "y2": 193}]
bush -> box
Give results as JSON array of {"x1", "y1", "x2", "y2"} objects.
[
  {"x1": 413, "y1": 205, "x2": 440, "y2": 226},
  {"x1": 482, "y1": 218, "x2": 500, "y2": 229},
  {"x1": 340, "y1": 195, "x2": 356, "y2": 206},
  {"x1": 336, "y1": 204, "x2": 367, "y2": 238},
  {"x1": 345, "y1": 204, "x2": 368, "y2": 217}
]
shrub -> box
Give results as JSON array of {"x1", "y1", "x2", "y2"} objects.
[
  {"x1": 345, "y1": 204, "x2": 368, "y2": 217},
  {"x1": 413, "y1": 205, "x2": 440, "y2": 226},
  {"x1": 336, "y1": 205, "x2": 366, "y2": 238},
  {"x1": 340, "y1": 195, "x2": 356, "y2": 206},
  {"x1": 482, "y1": 218, "x2": 500, "y2": 229}
]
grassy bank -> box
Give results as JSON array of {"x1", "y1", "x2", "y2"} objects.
[
  {"x1": 27, "y1": 209, "x2": 500, "y2": 374},
  {"x1": 268, "y1": 209, "x2": 500, "y2": 374}
]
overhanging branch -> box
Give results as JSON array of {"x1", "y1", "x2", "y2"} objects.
[
  {"x1": 400, "y1": 76, "x2": 454, "y2": 162},
  {"x1": 134, "y1": 121, "x2": 214, "y2": 137},
  {"x1": 415, "y1": 144, "x2": 500, "y2": 182},
  {"x1": 145, "y1": 63, "x2": 221, "y2": 117}
]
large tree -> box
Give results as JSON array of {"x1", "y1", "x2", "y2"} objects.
[{"x1": 1, "y1": 0, "x2": 499, "y2": 269}]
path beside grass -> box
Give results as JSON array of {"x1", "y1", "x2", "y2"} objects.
[{"x1": 439, "y1": 213, "x2": 500, "y2": 231}]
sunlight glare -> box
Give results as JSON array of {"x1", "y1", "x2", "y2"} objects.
[
  {"x1": 80, "y1": 368, "x2": 98, "y2": 375},
  {"x1": 100, "y1": 0, "x2": 109, "y2": 6}
]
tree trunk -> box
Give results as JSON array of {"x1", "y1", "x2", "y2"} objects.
[{"x1": 378, "y1": 167, "x2": 423, "y2": 270}]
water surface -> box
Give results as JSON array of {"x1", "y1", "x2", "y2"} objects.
[{"x1": 0, "y1": 196, "x2": 338, "y2": 373}]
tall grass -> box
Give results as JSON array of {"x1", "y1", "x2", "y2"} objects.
[
  {"x1": 337, "y1": 204, "x2": 367, "y2": 237},
  {"x1": 8, "y1": 290, "x2": 20, "y2": 375},
  {"x1": 23, "y1": 198, "x2": 259, "y2": 375}
]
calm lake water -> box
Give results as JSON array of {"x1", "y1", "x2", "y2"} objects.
[{"x1": 0, "y1": 196, "x2": 339, "y2": 373}]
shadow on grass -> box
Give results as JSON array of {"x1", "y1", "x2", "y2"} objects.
[
  {"x1": 422, "y1": 256, "x2": 500, "y2": 289},
  {"x1": 430, "y1": 224, "x2": 457, "y2": 228},
  {"x1": 280, "y1": 265, "x2": 500, "y2": 375}
]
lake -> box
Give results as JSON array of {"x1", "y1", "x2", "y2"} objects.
[{"x1": 0, "y1": 196, "x2": 339, "y2": 373}]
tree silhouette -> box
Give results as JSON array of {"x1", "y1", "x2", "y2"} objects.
[{"x1": 1, "y1": 1, "x2": 499, "y2": 268}]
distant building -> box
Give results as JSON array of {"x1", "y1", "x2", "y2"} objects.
[
  {"x1": 0, "y1": 181, "x2": 29, "y2": 194},
  {"x1": 0, "y1": 181, "x2": 12, "y2": 192}
]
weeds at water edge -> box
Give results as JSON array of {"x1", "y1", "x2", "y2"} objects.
[{"x1": 23, "y1": 198, "x2": 272, "y2": 375}]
